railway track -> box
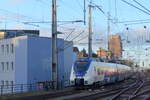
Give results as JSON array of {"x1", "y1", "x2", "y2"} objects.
[
  {"x1": 62, "y1": 78, "x2": 137, "y2": 100},
  {"x1": 110, "y1": 80, "x2": 143, "y2": 100},
  {"x1": 3, "y1": 77, "x2": 142, "y2": 100},
  {"x1": 128, "y1": 80, "x2": 150, "y2": 100},
  {"x1": 110, "y1": 79, "x2": 150, "y2": 100},
  {"x1": 2, "y1": 88, "x2": 83, "y2": 100},
  {"x1": 61, "y1": 77, "x2": 150, "y2": 100}
]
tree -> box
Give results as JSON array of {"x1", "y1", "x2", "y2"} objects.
[
  {"x1": 81, "y1": 48, "x2": 88, "y2": 57},
  {"x1": 92, "y1": 53, "x2": 98, "y2": 58}
]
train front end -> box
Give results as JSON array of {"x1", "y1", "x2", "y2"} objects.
[{"x1": 70, "y1": 58, "x2": 91, "y2": 87}]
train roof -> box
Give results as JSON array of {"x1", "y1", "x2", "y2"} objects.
[
  {"x1": 76, "y1": 58, "x2": 131, "y2": 70},
  {"x1": 93, "y1": 61, "x2": 131, "y2": 70}
]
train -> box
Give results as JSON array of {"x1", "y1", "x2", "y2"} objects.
[{"x1": 70, "y1": 58, "x2": 133, "y2": 87}]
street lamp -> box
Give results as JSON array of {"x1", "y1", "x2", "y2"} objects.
[
  {"x1": 126, "y1": 27, "x2": 131, "y2": 43},
  {"x1": 144, "y1": 26, "x2": 150, "y2": 43}
]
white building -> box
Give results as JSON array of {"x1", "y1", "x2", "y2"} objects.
[
  {"x1": 122, "y1": 44, "x2": 150, "y2": 68},
  {"x1": 0, "y1": 36, "x2": 74, "y2": 93}
]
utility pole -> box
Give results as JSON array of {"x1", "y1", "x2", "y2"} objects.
[
  {"x1": 107, "y1": 12, "x2": 110, "y2": 51},
  {"x1": 52, "y1": 0, "x2": 58, "y2": 90},
  {"x1": 84, "y1": 0, "x2": 86, "y2": 25},
  {"x1": 88, "y1": 1, "x2": 93, "y2": 58}
]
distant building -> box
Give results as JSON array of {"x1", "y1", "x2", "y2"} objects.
[
  {"x1": 97, "y1": 48, "x2": 108, "y2": 58},
  {"x1": 122, "y1": 44, "x2": 150, "y2": 68},
  {"x1": 0, "y1": 30, "x2": 39, "y2": 39},
  {"x1": 108, "y1": 34, "x2": 122, "y2": 58},
  {"x1": 73, "y1": 47, "x2": 79, "y2": 54},
  {"x1": 73, "y1": 47, "x2": 80, "y2": 60},
  {"x1": 77, "y1": 48, "x2": 88, "y2": 58},
  {"x1": 0, "y1": 36, "x2": 73, "y2": 93}
]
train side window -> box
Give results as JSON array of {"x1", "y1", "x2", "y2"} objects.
[
  {"x1": 101, "y1": 70, "x2": 104, "y2": 74},
  {"x1": 94, "y1": 67, "x2": 96, "y2": 71},
  {"x1": 97, "y1": 69, "x2": 101, "y2": 75}
]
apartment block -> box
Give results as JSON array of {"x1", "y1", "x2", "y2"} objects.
[{"x1": 0, "y1": 36, "x2": 74, "y2": 93}]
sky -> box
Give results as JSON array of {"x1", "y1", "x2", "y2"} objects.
[
  {"x1": 1, "y1": 0, "x2": 150, "y2": 66},
  {"x1": 0, "y1": 0, "x2": 150, "y2": 34}
]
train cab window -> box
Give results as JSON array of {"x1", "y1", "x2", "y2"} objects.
[{"x1": 74, "y1": 61, "x2": 89, "y2": 73}]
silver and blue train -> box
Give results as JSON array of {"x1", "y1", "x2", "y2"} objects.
[{"x1": 70, "y1": 58, "x2": 132, "y2": 87}]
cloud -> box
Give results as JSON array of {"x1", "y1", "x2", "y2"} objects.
[
  {"x1": 12, "y1": 23, "x2": 26, "y2": 29},
  {"x1": 40, "y1": 28, "x2": 51, "y2": 37},
  {"x1": 120, "y1": 26, "x2": 150, "y2": 47},
  {"x1": 7, "y1": 0, "x2": 27, "y2": 5},
  {"x1": 0, "y1": 14, "x2": 25, "y2": 20}
]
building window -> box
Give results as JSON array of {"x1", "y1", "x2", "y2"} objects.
[
  {"x1": 10, "y1": 81, "x2": 13, "y2": 86},
  {"x1": 1, "y1": 62, "x2": 4, "y2": 71},
  {"x1": 6, "y1": 62, "x2": 9, "y2": 71},
  {"x1": 1, "y1": 45, "x2": 4, "y2": 54},
  {"x1": 11, "y1": 44, "x2": 14, "y2": 54},
  {"x1": 1, "y1": 80, "x2": 4, "y2": 86},
  {"x1": 5, "y1": 81, "x2": 8, "y2": 88},
  {"x1": 6, "y1": 44, "x2": 9, "y2": 53},
  {"x1": 11, "y1": 62, "x2": 14, "y2": 71}
]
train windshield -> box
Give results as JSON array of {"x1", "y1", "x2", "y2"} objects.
[{"x1": 74, "y1": 61, "x2": 90, "y2": 73}]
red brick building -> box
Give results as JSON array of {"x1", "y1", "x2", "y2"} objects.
[
  {"x1": 108, "y1": 34, "x2": 122, "y2": 58},
  {"x1": 97, "y1": 48, "x2": 108, "y2": 58}
]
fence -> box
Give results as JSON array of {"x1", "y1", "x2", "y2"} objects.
[{"x1": 0, "y1": 80, "x2": 70, "y2": 96}]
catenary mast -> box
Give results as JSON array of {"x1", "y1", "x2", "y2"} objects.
[
  {"x1": 52, "y1": 0, "x2": 58, "y2": 90},
  {"x1": 88, "y1": 0, "x2": 93, "y2": 58},
  {"x1": 107, "y1": 12, "x2": 110, "y2": 50}
]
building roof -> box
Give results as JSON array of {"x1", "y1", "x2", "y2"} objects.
[{"x1": 0, "y1": 29, "x2": 39, "y2": 35}]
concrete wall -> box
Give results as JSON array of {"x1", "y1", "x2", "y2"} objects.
[
  {"x1": 27, "y1": 37, "x2": 52, "y2": 84},
  {"x1": 27, "y1": 37, "x2": 73, "y2": 86},
  {"x1": 63, "y1": 41, "x2": 73, "y2": 83},
  {"x1": 57, "y1": 39, "x2": 65, "y2": 84},
  {"x1": 15, "y1": 36, "x2": 28, "y2": 85}
]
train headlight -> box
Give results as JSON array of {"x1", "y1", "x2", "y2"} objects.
[
  {"x1": 84, "y1": 81, "x2": 88, "y2": 84},
  {"x1": 71, "y1": 81, "x2": 74, "y2": 84}
]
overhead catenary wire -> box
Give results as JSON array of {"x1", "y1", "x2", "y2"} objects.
[
  {"x1": 121, "y1": 0, "x2": 150, "y2": 16},
  {"x1": 23, "y1": 20, "x2": 84, "y2": 24},
  {"x1": 86, "y1": 0, "x2": 119, "y2": 50},
  {"x1": 76, "y1": 0, "x2": 84, "y2": 10},
  {"x1": 117, "y1": 19, "x2": 150, "y2": 23},
  {"x1": 23, "y1": 20, "x2": 84, "y2": 28},
  {"x1": 58, "y1": 28, "x2": 86, "y2": 50},
  {"x1": 64, "y1": 28, "x2": 76, "y2": 40},
  {"x1": 90, "y1": 2, "x2": 117, "y2": 25},
  {"x1": 124, "y1": 21, "x2": 150, "y2": 25},
  {"x1": 133, "y1": 0, "x2": 150, "y2": 13},
  {"x1": 68, "y1": 30, "x2": 85, "y2": 41},
  {"x1": 86, "y1": 0, "x2": 105, "y2": 16},
  {"x1": 59, "y1": 33, "x2": 89, "y2": 52},
  {"x1": 0, "y1": 0, "x2": 87, "y2": 34},
  {"x1": 115, "y1": 0, "x2": 117, "y2": 18},
  {"x1": 0, "y1": 0, "x2": 85, "y2": 29}
]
